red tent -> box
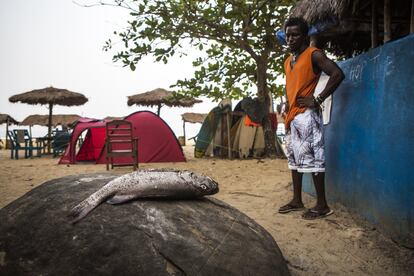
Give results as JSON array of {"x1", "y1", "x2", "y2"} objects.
[{"x1": 59, "y1": 111, "x2": 186, "y2": 164}]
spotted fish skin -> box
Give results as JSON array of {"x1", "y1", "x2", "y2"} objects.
[{"x1": 69, "y1": 169, "x2": 219, "y2": 223}]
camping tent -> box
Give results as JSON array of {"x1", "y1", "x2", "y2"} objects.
[
  {"x1": 194, "y1": 98, "x2": 284, "y2": 159},
  {"x1": 59, "y1": 111, "x2": 186, "y2": 164}
]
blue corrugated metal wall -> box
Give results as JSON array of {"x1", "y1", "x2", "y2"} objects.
[{"x1": 303, "y1": 34, "x2": 414, "y2": 247}]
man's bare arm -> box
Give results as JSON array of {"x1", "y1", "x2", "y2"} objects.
[
  {"x1": 296, "y1": 50, "x2": 344, "y2": 109},
  {"x1": 312, "y1": 50, "x2": 345, "y2": 100}
]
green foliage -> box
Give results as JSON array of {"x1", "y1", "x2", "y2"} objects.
[{"x1": 102, "y1": 0, "x2": 294, "y2": 101}]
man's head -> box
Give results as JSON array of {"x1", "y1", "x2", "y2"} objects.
[{"x1": 284, "y1": 17, "x2": 309, "y2": 52}]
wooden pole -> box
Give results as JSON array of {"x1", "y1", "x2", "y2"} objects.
[
  {"x1": 182, "y1": 119, "x2": 186, "y2": 146},
  {"x1": 384, "y1": 0, "x2": 391, "y2": 42},
  {"x1": 48, "y1": 103, "x2": 53, "y2": 153},
  {"x1": 411, "y1": 0, "x2": 414, "y2": 33},
  {"x1": 371, "y1": 0, "x2": 378, "y2": 48},
  {"x1": 226, "y1": 111, "x2": 232, "y2": 159},
  {"x1": 220, "y1": 113, "x2": 225, "y2": 158},
  {"x1": 157, "y1": 104, "x2": 161, "y2": 116},
  {"x1": 5, "y1": 117, "x2": 9, "y2": 149}
]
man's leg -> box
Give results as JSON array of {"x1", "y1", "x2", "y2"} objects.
[
  {"x1": 292, "y1": 170, "x2": 304, "y2": 205},
  {"x1": 301, "y1": 172, "x2": 333, "y2": 219},
  {"x1": 279, "y1": 170, "x2": 305, "y2": 213},
  {"x1": 299, "y1": 109, "x2": 334, "y2": 219},
  {"x1": 311, "y1": 172, "x2": 329, "y2": 212}
]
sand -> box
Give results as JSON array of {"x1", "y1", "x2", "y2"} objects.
[{"x1": 1, "y1": 147, "x2": 413, "y2": 275}]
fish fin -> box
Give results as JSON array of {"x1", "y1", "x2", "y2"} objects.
[
  {"x1": 106, "y1": 194, "x2": 136, "y2": 205},
  {"x1": 68, "y1": 201, "x2": 97, "y2": 224}
]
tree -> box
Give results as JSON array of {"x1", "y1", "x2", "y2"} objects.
[{"x1": 90, "y1": 0, "x2": 294, "y2": 157}]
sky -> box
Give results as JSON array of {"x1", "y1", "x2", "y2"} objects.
[{"x1": 0, "y1": 0, "x2": 218, "y2": 140}]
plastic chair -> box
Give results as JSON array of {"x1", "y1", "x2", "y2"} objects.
[
  {"x1": 51, "y1": 129, "x2": 71, "y2": 157},
  {"x1": 7, "y1": 130, "x2": 20, "y2": 159},
  {"x1": 9, "y1": 130, "x2": 42, "y2": 159},
  {"x1": 105, "y1": 120, "x2": 138, "y2": 171}
]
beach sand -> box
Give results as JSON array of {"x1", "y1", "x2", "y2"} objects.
[{"x1": 1, "y1": 147, "x2": 413, "y2": 275}]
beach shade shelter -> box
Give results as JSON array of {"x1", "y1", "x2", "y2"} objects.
[
  {"x1": 21, "y1": 114, "x2": 81, "y2": 136},
  {"x1": 0, "y1": 113, "x2": 20, "y2": 149},
  {"x1": 127, "y1": 88, "x2": 202, "y2": 116},
  {"x1": 9, "y1": 87, "x2": 88, "y2": 153},
  {"x1": 181, "y1": 112, "x2": 207, "y2": 145},
  {"x1": 104, "y1": 116, "x2": 125, "y2": 121},
  {"x1": 289, "y1": 0, "x2": 413, "y2": 57},
  {"x1": 59, "y1": 111, "x2": 186, "y2": 165}
]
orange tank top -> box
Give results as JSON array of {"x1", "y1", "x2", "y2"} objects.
[{"x1": 284, "y1": 47, "x2": 321, "y2": 130}]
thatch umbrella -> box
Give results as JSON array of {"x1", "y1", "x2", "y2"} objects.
[
  {"x1": 104, "y1": 116, "x2": 125, "y2": 121},
  {"x1": 21, "y1": 114, "x2": 81, "y2": 136},
  {"x1": 0, "y1": 114, "x2": 19, "y2": 125},
  {"x1": 9, "y1": 86, "x2": 88, "y2": 153},
  {"x1": 181, "y1": 112, "x2": 207, "y2": 145},
  {"x1": 127, "y1": 88, "x2": 202, "y2": 116},
  {"x1": 0, "y1": 113, "x2": 20, "y2": 149},
  {"x1": 181, "y1": 112, "x2": 207, "y2": 124}
]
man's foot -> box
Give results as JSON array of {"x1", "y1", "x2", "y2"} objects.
[
  {"x1": 302, "y1": 208, "x2": 334, "y2": 220},
  {"x1": 278, "y1": 202, "x2": 305, "y2": 214}
]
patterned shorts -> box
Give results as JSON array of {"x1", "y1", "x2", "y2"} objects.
[{"x1": 286, "y1": 109, "x2": 325, "y2": 173}]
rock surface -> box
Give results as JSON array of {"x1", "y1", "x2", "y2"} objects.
[{"x1": 0, "y1": 173, "x2": 290, "y2": 275}]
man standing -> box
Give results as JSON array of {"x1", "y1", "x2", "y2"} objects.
[{"x1": 278, "y1": 17, "x2": 344, "y2": 219}]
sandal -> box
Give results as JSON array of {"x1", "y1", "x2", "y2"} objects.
[
  {"x1": 302, "y1": 209, "x2": 334, "y2": 220},
  {"x1": 278, "y1": 203, "x2": 305, "y2": 214}
]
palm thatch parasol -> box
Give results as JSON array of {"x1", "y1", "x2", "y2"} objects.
[
  {"x1": 104, "y1": 116, "x2": 125, "y2": 121},
  {"x1": 21, "y1": 114, "x2": 81, "y2": 132},
  {"x1": 181, "y1": 112, "x2": 207, "y2": 124},
  {"x1": 181, "y1": 112, "x2": 207, "y2": 145},
  {"x1": 0, "y1": 114, "x2": 20, "y2": 149},
  {"x1": 127, "y1": 88, "x2": 202, "y2": 116},
  {"x1": 9, "y1": 86, "x2": 88, "y2": 152},
  {"x1": 0, "y1": 114, "x2": 19, "y2": 125}
]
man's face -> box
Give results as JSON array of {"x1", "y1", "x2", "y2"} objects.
[{"x1": 285, "y1": 25, "x2": 307, "y2": 52}]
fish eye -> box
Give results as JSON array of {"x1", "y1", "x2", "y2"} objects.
[{"x1": 201, "y1": 184, "x2": 207, "y2": 190}]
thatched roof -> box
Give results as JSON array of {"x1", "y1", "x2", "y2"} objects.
[
  {"x1": 104, "y1": 116, "x2": 125, "y2": 121},
  {"x1": 127, "y1": 88, "x2": 202, "y2": 108},
  {"x1": 21, "y1": 114, "x2": 81, "y2": 127},
  {"x1": 290, "y1": 0, "x2": 412, "y2": 57},
  {"x1": 9, "y1": 86, "x2": 88, "y2": 106},
  {"x1": 0, "y1": 114, "x2": 19, "y2": 125},
  {"x1": 290, "y1": 0, "x2": 348, "y2": 24},
  {"x1": 181, "y1": 113, "x2": 207, "y2": 124}
]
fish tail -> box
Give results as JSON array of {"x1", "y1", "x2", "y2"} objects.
[
  {"x1": 68, "y1": 192, "x2": 107, "y2": 224},
  {"x1": 68, "y1": 200, "x2": 97, "y2": 224},
  {"x1": 69, "y1": 179, "x2": 118, "y2": 223}
]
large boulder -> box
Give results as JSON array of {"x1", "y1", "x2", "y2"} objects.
[{"x1": 0, "y1": 173, "x2": 290, "y2": 275}]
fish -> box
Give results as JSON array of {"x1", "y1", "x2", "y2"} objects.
[{"x1": 68, "y1": 168, "x2": 219, "y2": 223}]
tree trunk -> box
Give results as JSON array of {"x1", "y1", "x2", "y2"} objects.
[{"x1": 256, "y1": 59, "x2": 278, "y2": 158}]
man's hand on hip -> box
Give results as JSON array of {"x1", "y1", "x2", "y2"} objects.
[{"x1": 297, "y1": 96, "x2": 319, "y2": 109}]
